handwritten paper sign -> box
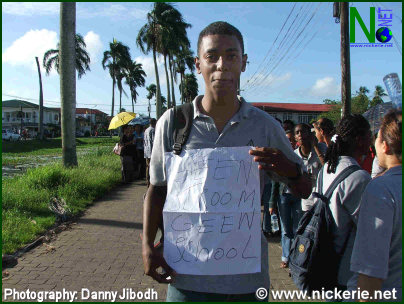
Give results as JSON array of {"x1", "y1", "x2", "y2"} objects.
[{"x1": 163, "y1": 146, "x2": 261, "y2": 275}]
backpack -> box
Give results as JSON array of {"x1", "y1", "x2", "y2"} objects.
[
  {"x1": 172, "y1": 103, "x2": 194, "y2": 155},
  {"x1": 289, "y1": 165, "x2": 361, "y2": 293}
]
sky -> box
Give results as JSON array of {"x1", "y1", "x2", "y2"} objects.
[{"x1": 2, "y1": 2, "x2": 402, "y2": 118}]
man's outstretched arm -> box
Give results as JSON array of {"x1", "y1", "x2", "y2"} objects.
[{"x1": 142, "y1": 185, "x2": 176, "y2": 283}]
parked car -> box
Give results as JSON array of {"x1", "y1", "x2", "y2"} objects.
[{"x1": 2, "y1": 130, "x2": 21, "y2": 141}]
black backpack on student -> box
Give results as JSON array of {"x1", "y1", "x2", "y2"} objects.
[
  {"x1": 289, "y1": 165, "x2": 361, "y2": 293},
  {"x1": 172, "y1": 103, "x2": 194, "y2": 155}
]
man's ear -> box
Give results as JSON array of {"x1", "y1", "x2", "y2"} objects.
[
  {"x1": 382, "y1": 140, "x2": 392, "y2": 155},
  {"x1": 195, "y1": 57, "x2": 201, "y2": 74},
  {"x1": 241, "y1": 54, "x2": 248, "y2": 72}
]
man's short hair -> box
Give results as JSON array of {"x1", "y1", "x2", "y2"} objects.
[
  {"x1": 197, "y1": 21, "x2": 244, "y2": 57},
  {"x1": 295, "y1": 123, "x2": 311, "y2": 133},
  {"x1": 150, "y1": 118, "x2": 157, "y2": 126},
  {"x1": 283, "y1": 119, "x2": 295, "y2": 128}
]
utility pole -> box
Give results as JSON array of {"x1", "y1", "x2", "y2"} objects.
[
  {"x1": 35, "y1": 56, "x2": 44, "y2": 140},
  {"x1": 340, "y1": 2, "x2": 351, "y2": 118}
]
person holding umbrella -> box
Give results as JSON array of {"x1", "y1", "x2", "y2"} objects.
[
  {"x1": 108, "y1": 111, "x2": 138, "y2": 183},
  {"x1": 119, "y1": 125, "x2": 137, "y2": 183}
]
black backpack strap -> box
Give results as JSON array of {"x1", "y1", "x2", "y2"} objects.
[
  {"x1": 323, "y1": 165, "x2": 362, "y2": 200},
  {"x1": 172, "y1": 103, "x2": 194, "y2": 155}
]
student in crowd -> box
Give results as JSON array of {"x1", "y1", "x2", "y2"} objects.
[
  {"x1": 283, "y1": 119, "x2": 295, "y2": 133},
  {"x1": 142, "y1": 21, "x2": 312, "y2": 302},
  {"x1": 119, "y1": 125, "x2": 137, "y2": 183},
  {"x1": 294, "y1": 123, "x2": 327, "y2": 211},
  {"x1": 143, "y1": 118, "x2": 157, "y2": 187},
  {"x1": 133, "y1": 124, "x2": 145, "y2": 179},
  {"x1": 285, "y1": 129, "x2": 297, "y2": 150},
  {"x1": 350, "y1": 110, "x2": 402, "y2": 301},
  {"x1": 314, "y1": 114, "x2": 372, "y2": 297},
  {"x1": 313, "y1": 117, "x2": 335, "y2": 147}
]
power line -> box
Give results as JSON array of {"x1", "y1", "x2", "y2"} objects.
[
  {"x1": 244, "y1": 3, "x2": 298, "y2": 90},
  {"x1": 245, "y1": 3, "x2": 310, "y2": 90},
  {"x1": 246, "y1": 2, "x2": 322, "y2": 95}
]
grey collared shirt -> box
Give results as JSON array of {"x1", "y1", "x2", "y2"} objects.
[
  {"x1": 150, "y1": 95, "x2": 303, "y2": 294},
  {"x1": 315, "y1": 156, "x2": 371, "y2": 285}
]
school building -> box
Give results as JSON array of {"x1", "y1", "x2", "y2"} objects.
[{"x1": 251, "y1": 102, "x2": 334, "y2": 124}]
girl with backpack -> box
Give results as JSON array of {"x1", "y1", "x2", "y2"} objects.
[
  {"x1": 350, "y1": 110, "x2": 402, "y2": 301},
  {"x1": 316, "y1": 115, "x2": 372, "y2": 298}
]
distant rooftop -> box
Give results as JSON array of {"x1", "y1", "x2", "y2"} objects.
[{"x1": 251, "y1": 102, "x2": 334, "y2": 112}]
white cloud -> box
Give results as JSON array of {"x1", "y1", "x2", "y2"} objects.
[
  {"x1": 2, "y1": 29, "x2": 58, "y2": 72},
  {"x1": 310, "y1": 77, "x2": 340, "y2": 97},
  {"x1": 134, "y1": 55, "x2": 165, "y2": 82},
  {"x1": 2, "y1": 2, "x2": 59, "y2": 16},
  {"x1": 83, "y1": 31, "x2": 102, "y2": 65}
]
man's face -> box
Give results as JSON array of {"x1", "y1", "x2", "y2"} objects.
[{"x1": 196, "y1": 34, "x2": 247, "y2": 99}]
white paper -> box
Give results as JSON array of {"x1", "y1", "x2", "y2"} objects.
[{"x1": 163, "y1": 146, "x2": 261, "y2": 275}]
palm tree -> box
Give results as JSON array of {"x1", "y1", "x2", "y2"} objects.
[
  {"x1": 356, "y1": 86, "x2": 370, "y2": 96},
  {"x1": 60, "y1": 2, "x2": 77, "y2": 167},
  {"x1": 370, "y1": 85, "x2": 388, "y2": 107},
  {"x1": 43, "y1": 33, "x2": 91, "y2": 79},
  {"x1": 102, "y1": 39, "x2": 131, "y2": 117},
  {"x1": 175, "y1": 47, "x2": 195, "y2": 104},
  {"x1": 180, "y1": 73, "x2": 198, "y2": 104},
  {"x1": 137, "y1": 2, "x2": 190, "y2": 117},
  {"x1": 125, "y1": 61, "x2": 146, "y2": 113},
  {"x1": 146, "y1": 84, "x2": 156, "y2": 117},
  {"x1": 157, "y1": 3, "x2": 191, "y2": 109}
]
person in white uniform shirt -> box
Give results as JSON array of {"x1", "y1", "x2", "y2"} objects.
[
  {"x1": 350, "y1": 110, "x2": 402, "y2": 302},
  {"x1": 314, "y1": 114, "x2": 372, "y2": 298},
  {"x1": 143, "y1": 118, "x2": 157, "y2": 187}
]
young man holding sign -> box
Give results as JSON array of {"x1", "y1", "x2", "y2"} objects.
[{"x1": 142, "y1": 21, "x2": 311, "y2": 302}]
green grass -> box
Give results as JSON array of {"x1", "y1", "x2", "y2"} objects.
[
  {"x1": 2, "y1": 146, "x2": 122, "y2": 254},
  {"x1": 2, "y1": 136, "x2": 120, "y2": 165}
]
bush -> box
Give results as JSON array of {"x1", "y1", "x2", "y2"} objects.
[{"x1": 84, "y1": 130, "x2": 91, "y2": 137}]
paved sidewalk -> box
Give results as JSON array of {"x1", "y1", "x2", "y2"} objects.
[{"x1": 2, "y1": 180, "x2": 300, "y2": 302}]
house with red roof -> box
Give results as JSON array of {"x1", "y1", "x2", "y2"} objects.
[{"x1": 251, "y1": 102, "x2": 334, "y2": 124}]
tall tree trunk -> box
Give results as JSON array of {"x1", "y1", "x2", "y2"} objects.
[
  {"x1": 132, "y1": 96, "x2": 134, "y2": 113},
  {"x1": 60, "y1": 2, "x2": 77, "y2": 167},
  {"x1": 148, "y1": 99, "x2": 151, "y2": 117},
  {"x1": 169, "y1": 55, "x2": 176, "y2": 107},
  {"x1": 163, "y1": 54, "x2": 171, "y2": 109},
  {"x1": 180, "y1": 73, "x2": 184, "y2": 105},
  {"x1": 153, "y1": 47, "x2": 162, "y2": 118},
  {"x1": 35, "y1": 56, "x2": 44, "y2": 140},
  {"x1": 111, "y1": 77, "x2": 115, "y2": 117},
  {"x1": 119, "y1": 89, "x2": 122, "y2": 113}
]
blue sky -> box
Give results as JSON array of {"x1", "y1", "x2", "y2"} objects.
[{"x1": 2, "y1": 2, "x2": 402, "y2": 118}]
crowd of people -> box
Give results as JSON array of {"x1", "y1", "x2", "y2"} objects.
[
  {"x1": 118, "y1": 119, "x2": 156, "y2": 185},
  {"x1": 136, "y1": 21, "x2": 401, "y2": 302}
]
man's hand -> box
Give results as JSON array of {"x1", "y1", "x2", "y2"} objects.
[
  {"x1": 249, "y1": 147, "x2": 312, "y2": 199},
  {"x1": 142, "y1": 244, "x2": 177, "y2": 284},
  {"x1": 249, "y1": 147, "x2": 298, "y2": 178}
]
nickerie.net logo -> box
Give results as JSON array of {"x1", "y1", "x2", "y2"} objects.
[{"x1": 350, "y1": 6, "x2": 394, "y2": 48}]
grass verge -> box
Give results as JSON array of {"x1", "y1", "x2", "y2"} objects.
[{"x1": 2, "y1": 146, "x2": 122, "y2": 255}]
